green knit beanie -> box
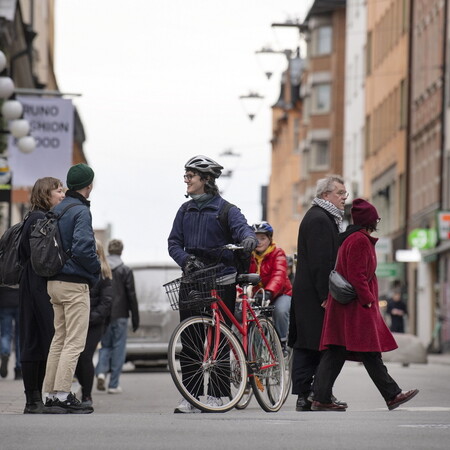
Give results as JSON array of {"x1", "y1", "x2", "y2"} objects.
[{"x1": 66, "y1": 163, "x2": 94, "y2": 190}]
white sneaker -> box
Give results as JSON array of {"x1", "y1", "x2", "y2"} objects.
[
  {"x1": 96, "y1": 374, "x2": 106, "y2": 391},
  {"x1": 206, "y1": 396, "x2": 223, "y2": 408},
  {"x1": 174, "y1": 398, "x2": 201, "y2": 414},
  {"x1": 108, "y1": 386, "x2": 123, "y2": 394}
]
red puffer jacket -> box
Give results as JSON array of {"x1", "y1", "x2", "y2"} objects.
[{"x1": 249, "y1": 245, "x2": 292, "y2": 302}]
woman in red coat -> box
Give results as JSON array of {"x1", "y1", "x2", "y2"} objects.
[
  {"x1": 249, "y1": 222, "x2": 292, "y2": 349},
  {"x1": 311, "y1": 199, "x2": 419, "y2": 412}
]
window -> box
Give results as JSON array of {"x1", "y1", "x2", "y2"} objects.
[
  {"x1": 313, "y1": 26, "x2": 332, "y2": 55},
  {"x1": 312, "y1": 84, "x2": 331, "y2": 113},
  {"x1": 312, "y1": 140, "x2": 329, "y2": 170}
]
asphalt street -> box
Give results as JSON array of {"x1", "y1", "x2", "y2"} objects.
[{"x1": 0, "y1": 355, "x2": 449, "y2": 450}]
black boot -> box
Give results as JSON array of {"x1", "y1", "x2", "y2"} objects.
[
  {"x1": 0, "y1": 354, "x2": 9, "y2": 378},
  {"x1": 24, "y1": 390, "x2": 45, "y2": 414},
  {"x1": 14, "y1": 367, "x2": 22, "y2": 380}
]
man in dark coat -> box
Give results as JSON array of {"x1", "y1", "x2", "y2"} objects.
[
  {"x1": 95, "y1": 239, "x2": 139, "y2": 394},
  {"x1": 289, "y1": 175, "x2": 348, "y2": 411}
]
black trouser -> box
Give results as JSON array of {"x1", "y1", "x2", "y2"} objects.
[
  {"x1": 291, "y1": 348, "x2": 321, "y2": 397},
  {"x1": 75, "y1": 323, "x2": 104, "y2": 398},
  {"x1": 313, "y1": 345, "x2": 402, "y2": 403},
  {"x1": 179, "y1": 283, "x2": 236, "y2": 398}
]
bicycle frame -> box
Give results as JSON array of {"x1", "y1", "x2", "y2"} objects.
[{"x1": 205, "y1": 284, "x2": 278, "y2": 373}]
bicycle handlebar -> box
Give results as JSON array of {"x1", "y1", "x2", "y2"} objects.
[{"x1": 221, "y1": 243, "x2": 244, "y2": 251}]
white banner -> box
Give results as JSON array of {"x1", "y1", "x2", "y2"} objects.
[{"x1": 8, "y1": 96, "x2": 74, "y2": 188}]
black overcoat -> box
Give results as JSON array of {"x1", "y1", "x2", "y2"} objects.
[
  {"x1": 290, "y1": 205, "x2": 340, "y2": 350},
  {"x1": 18, "y1": 210, "x2": 55, "y2": 361}
]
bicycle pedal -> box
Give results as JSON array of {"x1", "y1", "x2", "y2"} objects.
[{"x1": 254, "y1": 375, "x2": 265, "y2": 392}]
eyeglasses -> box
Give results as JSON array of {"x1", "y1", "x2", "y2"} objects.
[
  {"x1": 376, "y1": 217, "x2": 382, "y2": 224},
  {"x1": 334, "y1": 190, "x2": 349, "y2": 199},
  {"x1": 183, "y1": 174, "x2": 198, "y2": 181}
]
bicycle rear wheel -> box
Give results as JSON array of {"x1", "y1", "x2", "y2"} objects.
[
  {"x1": 168, "y1": 316, "x2": 247, "y2": 413},
  {"x1": 281, "y1": 347, "x2": 293, "y2": 405},
  {"x1": 248, "y1": 318, "x2": 285, "y2": 412}
]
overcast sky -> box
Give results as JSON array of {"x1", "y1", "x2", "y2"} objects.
[{"x1": 54, "y1": 0, "x2": 312, "y2": 264}]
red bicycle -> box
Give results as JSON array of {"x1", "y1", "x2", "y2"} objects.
[{"x1": 164, "y1": 247, "x2": 286, "y2": 413}]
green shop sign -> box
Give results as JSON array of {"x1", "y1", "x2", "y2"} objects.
[{"x1": 407, "y1": 228, "x2": 437, "y2": 250}]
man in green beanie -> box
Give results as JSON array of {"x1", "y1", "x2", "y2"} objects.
[{"x1": 43, "y1": 163, "x2": 100, "y2": 414}]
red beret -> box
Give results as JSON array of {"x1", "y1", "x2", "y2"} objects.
[{"x1": 351, "y1": 198, "x2": 379, "y2": 226}]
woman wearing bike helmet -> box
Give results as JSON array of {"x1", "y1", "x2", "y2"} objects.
[
  {"x1": 168, "y1": 155, "x2": 257, "y2": 413},
  {"x1": 250, "y1": 221, "x2": 292, "y2": 352}
]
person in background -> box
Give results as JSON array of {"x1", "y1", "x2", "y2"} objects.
[
  {"x1": 168, "y1": 155, "x2": 257, "y2": 413},
  {"x1": 312, "y1": 198, "x2": 419, "y2": 411},
  {"x1": 250, "y1": 221, "x2": 292, "y2": 352},
  {"x1": 43, "y1": 164, "x2": 100, "y2": 414},
  {"x1": 289, "y1": 175, "x2": 348, "y2": 412},
  {"x1": 95, "y1": 239, "x2": 139, "y2": 394},
  {"x1": 75, "y1": 239, "x2": 112, "y2": 406},
  {"x1": 0, "y1": 286, "x2": 21, "y2": 380},
  {"x1": 286, "y1": 255, "x2": 295, "y2": 285},
  {"x1": 18, "y1": 177, "x2": 65, "y2": 414},
  {"x1": 387, "y1": 287, "x2": 408, "y2": 333}
]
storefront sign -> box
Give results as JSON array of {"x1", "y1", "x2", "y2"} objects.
[
  {"x1": 437, "y1": 211, "x2": 450, "y2": 240},
  {"x1": 8, "y1": 96, "x2": 73, "y2": 188},
  {"x1": 408, "y1": 228, "x2": 437, "y2": 250}
]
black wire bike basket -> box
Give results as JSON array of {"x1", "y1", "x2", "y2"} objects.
[{"x1": 164, "y1": 264, "x2": 226, "y2": 311}]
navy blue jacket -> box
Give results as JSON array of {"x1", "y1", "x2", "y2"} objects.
[
  {"x1": 52, "y1": 192, "x2": 100, "y2": 287},
  {"x1": 168, "y1": 195, "x2": 256, "y2": 274}
]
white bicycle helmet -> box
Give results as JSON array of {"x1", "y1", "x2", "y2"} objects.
[{"x1": 185, "y1": 155, "x2": 223, "y2": 178}]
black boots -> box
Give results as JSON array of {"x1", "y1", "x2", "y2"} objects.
[
  {"x1": 24, "y1": 390, "x2": 45, "y2": 414},
  {"x1": 0, "y1": 354, "x2": 9, "y2": 378}
]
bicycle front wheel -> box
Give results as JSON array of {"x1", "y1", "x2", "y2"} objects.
[
  {"x1": 248, "y1": 318, "x2": 286, "y2": 412},
  {"x1": 168, "y1": 316, "x2": 247, "y2": 413}
]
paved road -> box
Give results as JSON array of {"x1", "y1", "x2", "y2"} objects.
[{"x1": 0, "y1": 355, "x2": 449, "y2": 450}]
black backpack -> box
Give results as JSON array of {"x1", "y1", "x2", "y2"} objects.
[
  {"x1": 0, "y1": 214, "x2": 29, "y2": 286},
  {"x1": 218, "y1": 201, "x2": 251, "y2": 275},
  {"x1": 29, "y1": 203, "x2": 80, "y2": 277}
]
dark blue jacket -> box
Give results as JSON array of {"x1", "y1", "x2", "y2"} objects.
[
  {"x1": 52, "y1": 193, "x2": 100, "y2": 287},
  {"x1": 168, "y1": 195, "x2": 256, "y2": 274}
]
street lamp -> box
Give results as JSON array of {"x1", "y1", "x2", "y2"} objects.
[
  {"x1": 238, "y1": 91, "x2": 264, "y2": 121},
  {"x1": 255, "y1": 46, "x2": 291, "y2": 80},
  {"x1": 0, "y1": 50, "x2": 36, "y2": 154}
]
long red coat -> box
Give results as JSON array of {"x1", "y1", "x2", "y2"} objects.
[
  {"x1": 249, "y1": 245, "x2": 292, "y2": 302},
  {"x1": 320, "y1": 228, "x2": 398, "y2": 353}
]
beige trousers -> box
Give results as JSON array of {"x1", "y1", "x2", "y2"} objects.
[{"x1": 43, "y1": 280, "x2": 90, "y2": 393}]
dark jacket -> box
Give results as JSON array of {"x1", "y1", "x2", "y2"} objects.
[
  {"x1": 108, "y1": 254, "x2": 139, "y2": 331},
  {"x1": 18, "y1": 209, "x2": 55, "y2": 361},
  {"x1": 290, "y1": 205, "x2": 340, "y2": 350},
  {"x1": 89, "y1": 277, "x2": 113, "y2": 326},
  {"x1": 0, "y1": 286, "x2": 19, "y2": 308},
  {"x1": 51, "y1": 191, "x2": 100, "y2": 287},
  {"x1": 168, "y1": 195, "x2": 256, "y2": 274},
  {"x1": 320, "y1": 228, "x2": 398, "y2": 353},
  {"x1": 249, "y1": 245, "x2": 292, "y2": 301}
]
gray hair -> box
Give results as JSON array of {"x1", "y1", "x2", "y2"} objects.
[{"x1": 316, "y1": 175, "x2": 345, "y2": 198}]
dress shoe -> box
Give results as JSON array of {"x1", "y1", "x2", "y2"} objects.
[
  {"x1": 308, "y1": 392, "x2": 348, "y2": 409},
  {"x1": 311, "y1": 400, "x2": 347, "y2": 412},
  {"x1": 295, "y1": 395, "x2": 312, "y2": 411},
  {"x1": 386, "y1": 389, "x2": 419, "y2": 411}
]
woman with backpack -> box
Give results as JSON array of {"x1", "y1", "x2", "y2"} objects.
[
  {"x1": 168, "y1": 155, "x2": 257, "y2": 413},
  {"x1": 18, "y1": 177, "x2": 65, "y2": 414}
]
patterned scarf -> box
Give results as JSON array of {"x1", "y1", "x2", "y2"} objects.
[{"x1": 311, "y1": 197, "x2": 344, "y2": 232}]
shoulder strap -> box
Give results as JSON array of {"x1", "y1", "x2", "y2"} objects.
[
  {"x1": 218, "y1": 200, "x2": 235, "y2": 243},
  {"x1": 50, "y1": 202, "x2": 82, "y2": 219}
]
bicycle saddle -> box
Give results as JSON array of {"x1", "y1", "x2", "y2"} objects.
[{"x1": 237, "y1": 273, "x2": 261, "y2": 286}]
